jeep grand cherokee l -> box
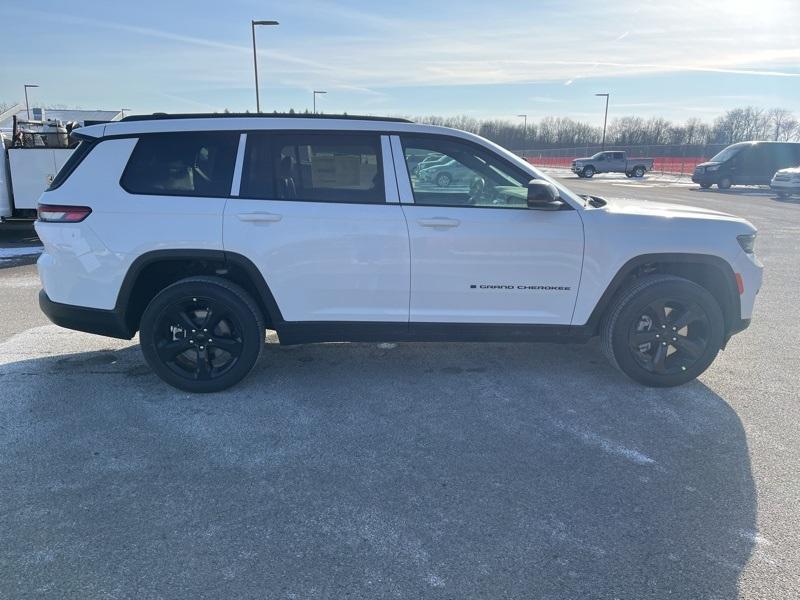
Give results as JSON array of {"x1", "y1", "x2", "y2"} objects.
[{"x1": 35, "y1": 114, "x2": 762, "y2": 392}]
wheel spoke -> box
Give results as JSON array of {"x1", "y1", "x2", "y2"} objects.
[
  {"x1": 157, "y1": 338, "x2": 193, "y2": 362},
  {"x1": 648, "y1": 300, "x2": 668, "y2": 327},
  {"x1": 194, "y1": 349, "x2": 211, "y2": 379},
  {"x1": 630, "y1": 330, "x2": 660, "y2": 346},
  {"x1": 673, "y1": 335, "x2": 705, "y2": 360},
  {"x1": 652, "y1": 343, "x2": 668, "y2": 373},
  {"x1": 669, "y1": 303, "x2": 705, "y2": 330},
  {"x1": 210, "y1": 337, "x2": 242, "y2": 355}
]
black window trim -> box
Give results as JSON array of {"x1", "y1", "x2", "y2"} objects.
[
  {"x1": 397, "y1": 132, "x2": 572, "y2": 211},
  {"x1": 118, "y1": 130, "x2": 242, "y2": 199},
  {"x1": 237, "y1": 130, "x2": 390, "y2": 206},
  {"x1": 47, "y1": 138, "x2": 99, "y2": 191}
]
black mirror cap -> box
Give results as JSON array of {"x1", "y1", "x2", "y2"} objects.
[{"x1": 527, "y1": 179, "x2": 562, "y2": 209}]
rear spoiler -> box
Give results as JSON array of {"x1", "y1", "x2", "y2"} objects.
[{"x1": 68, "y1": 123, "x2": 106, "y2": 144}]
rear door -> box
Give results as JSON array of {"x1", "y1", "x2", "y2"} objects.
[
  {"x1": 393, "y1": 134, "x2": 583, "y2": 325},
  {"x1": 223, "y1": 131, "x2": 410, "y2": 323}
]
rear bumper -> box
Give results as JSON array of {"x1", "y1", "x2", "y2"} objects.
[{"x1": 38, "y1": 290, "x2": 133, "y2": 339}]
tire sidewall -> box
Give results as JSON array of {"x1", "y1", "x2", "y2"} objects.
[
  {"x1": 140, "y1": 280, "x2": 263, "y2": 393},
  {"x1": 583, "y1": 166, "x2": 595, "y2": 178},
  {"x1": 609, "y1": 280, "x2": 725, "y2": 387}
]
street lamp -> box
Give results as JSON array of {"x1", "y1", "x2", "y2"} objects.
[
  {"x1": 251, "y1": 20, "x2": 279, "y2": 113},
  {"x1": 595, "y1": 93, "x2": 610, "y2": 151},
  {"x1": 24, "y1": 84, "x2": 39, "y2": 121},
  {"x1": 517, "y1": 114, "x2": 528, "y2": 157},
  {"x1": 313, "y1": 90, "x2": 327, "y2": 114}
]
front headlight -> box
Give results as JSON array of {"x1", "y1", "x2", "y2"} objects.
[
  {"x1": 706, "y1": 165, "x2": 720, "y2": 172},
  {"x1": 737, "y1": 233, "x2": 756, "y2": 254}
]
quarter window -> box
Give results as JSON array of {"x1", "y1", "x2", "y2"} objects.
[
  {"x1": 121, "y1": 132, "x2": 239, "y2": 197},
  {"x1": 401, "y1": 135, "x2": 530, "y2": 208},
  {"x1": 241, "y1": 133, "x2": 384, "y2": 204}
]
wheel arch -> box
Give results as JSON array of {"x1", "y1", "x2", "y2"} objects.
[
  {"x1": 585, "y1": 253, "x2": 741, "y2": 341},
  {"x1": 116, "y1": 249, "x2": 284, "y2": 335}
]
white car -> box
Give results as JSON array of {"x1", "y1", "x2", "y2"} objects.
[
  {"x1": 35, "y1": 114, "x2": 762, "y2": 392},
  {"x1": 770, "y1": 166, "x2": 800, "y2": 198}
]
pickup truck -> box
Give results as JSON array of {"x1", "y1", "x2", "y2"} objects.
[{"x1": 571, "y1": 151, "x2": 654, "y2": 179}]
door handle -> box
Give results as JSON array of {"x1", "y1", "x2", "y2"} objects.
[
  {"x1": 417, "y1": 217, "x2": 460, "y2": 229},
  {"x1": 237, "y1": 212, "x2": 282, "y2": 223}
]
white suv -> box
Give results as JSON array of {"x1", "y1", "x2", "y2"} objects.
[{"x1": 35, "y1": 114, "x2": 762, "y2": 392}]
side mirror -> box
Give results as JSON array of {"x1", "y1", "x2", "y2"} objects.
[{"x1": 527, "y1": 180, "x2": 563, "y2": 210}]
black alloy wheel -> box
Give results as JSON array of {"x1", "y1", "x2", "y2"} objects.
[
  {"x1": 140, "y1": 277, "x2": 264, "y2": 392},
  {"x1": 627, "y1": 298, "x2": 710, "y2": 376}
]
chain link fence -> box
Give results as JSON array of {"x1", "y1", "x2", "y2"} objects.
[{"x1": 516, "y1": 143, "x2": 730, "y2": 176}]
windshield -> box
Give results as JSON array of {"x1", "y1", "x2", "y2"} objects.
[
  {"x1": 590, "y1": 152, "x2": 605, "y2": 159},
  {"x1": 710, "y1": 144, "x2": 745, "y2": 163}
]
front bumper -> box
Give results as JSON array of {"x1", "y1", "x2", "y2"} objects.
[
  {"x1": 39, "y1": 290, "x2": 133, "y2": 339},
  {"x1": 770, "y1": 181, "x2": 800, "y2": 194}
]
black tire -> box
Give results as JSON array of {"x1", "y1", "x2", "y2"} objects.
[
  {"x1": 582, "y1": 166, "x2": 595, "y2": 178},
  {"x1": 633, "y1": 166, "x2": 646, "y2": 178},
  {"x1": 625, "y1": 172, "x2": 633, "y2": 178},
  {"x1": 776, "y1": 191, "x2": 789, "y2": 198},
  {"x1": 139, "y1": 276, "x2": 265, "y2": 393},
  {"x1": 600, "y1": 275, "x2": 725, "y2": 387},
  {"x1": 436, "y1": 172, "x2": 452, "y2": 187},
  {"x1": 699, "y1": 183, "x2": 712, "y2": 189},
  {"x1": 718, "y1": 177, "x2": 732, "y2": 190}
]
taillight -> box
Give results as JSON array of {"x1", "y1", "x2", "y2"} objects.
[{"x1": 37, "y1": 204, "x2": 92, "y2": 223}]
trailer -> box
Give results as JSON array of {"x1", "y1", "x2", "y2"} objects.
[{"x1": 0, "y1": 106, "x2": 123, "y2": 222}]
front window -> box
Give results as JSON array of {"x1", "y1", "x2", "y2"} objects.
[
  {"x1": 710, "y1": 144, "x2": 746, "y2": 163},
  {"x1": 402, "y1": 135, "x2": 531, "y2": 208}
]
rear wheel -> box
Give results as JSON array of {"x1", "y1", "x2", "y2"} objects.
[
  {"x1": 718, "y1": 177, "x2": 732, "y2": 190},
  {"x1": 633, "y1": 166, "x2": 646, "y2": 178},
  {"x1": 699, "y1": 183, "x2": 712, "y2": 189},
  {"x1": 436, "y1": 172, "x2": 452, "y2": 187},
  {"x1": 139, "y1": 276, "x2": 265, "y2": 393},
  {"x1": 601, "y1": 275, "x2": 725, "y2": 387},
  {"x1": 776, "y1": 191, "x2": 790, "y2": 198},
  {"x1": 582, "y1": 166, "x2": 595, "y2": 178},
  {"x1": 625, "y1": 172, "x2": 633, "y2": 178}
]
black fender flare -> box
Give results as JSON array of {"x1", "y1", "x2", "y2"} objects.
[
  {"x1": 115, "y1": 249, "x2": 285, "y2": 333},
  {"x1": 583, "y1": 253, "x2": 741, "y2": 335}
]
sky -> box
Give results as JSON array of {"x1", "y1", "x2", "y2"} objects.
[{"x1": 1, "y1": 0, "x2": 799, "y2": 124}]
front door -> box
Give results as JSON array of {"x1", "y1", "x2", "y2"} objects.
[
  {"x1": 392, "y1": 134, "x2": 583, "y2": 325},
  {"x1": 224, "y1": 132, "x2": 410, "y2": 323}
]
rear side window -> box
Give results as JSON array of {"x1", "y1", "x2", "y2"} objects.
[
  {"x1": 121, "y1": 132, "x2": 239, "y2": 197},
  {"x1": 48, "y1": 139, "x2": 96, "y2": 190},
  {"x1": 241, "y1": 132, "x2": 384, "y2": 204}
]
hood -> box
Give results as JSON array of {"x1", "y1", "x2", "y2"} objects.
[
  {"x1": 602, "y1": 196, "x2": 752, "y2": 227},
  {"x1": 695, "y1": 161, "x2": 720, "y2": 169},
  {"x1": 572, "y1": 157, "x2": 592, "y2": 162},
  {"x1": 775, "y1": 166, "x2": 800, "y2": 175}
]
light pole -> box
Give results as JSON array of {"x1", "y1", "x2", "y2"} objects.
[
  {"x1": 24, "y1": 84, "x2": 39, "y2": 121},
  {"x1": 595, "y1": 93, "x2": 609, "y2": 151},
  {"x1": 120, "y1": 108, "x2": 131, "y2": 118},
  {"x1": 251, "y1": 20, "x2": 279, "y2": 113},
  {"x1": 517, "y1": 114, "x2": 527, "y2": 157},
  {"x1": 313, "y1": 90, "x2": 327, "y2": 114}
]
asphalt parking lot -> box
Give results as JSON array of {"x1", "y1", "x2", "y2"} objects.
[{"x1": 1, "y1": 175, "x2": 798, "y2": 599}]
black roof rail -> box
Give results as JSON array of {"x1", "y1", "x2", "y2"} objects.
[{"x1": 120, "y1": 112, "x2": 412, "y2": 123}]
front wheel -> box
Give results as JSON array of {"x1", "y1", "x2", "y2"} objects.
[
  {"x1": 699, "y1": 183, "x2": 712, "y2": 189},
  {"x1": 139, "y1": 276, "x2": 265, "y2": 393},
  {"x1": 718, "y1": 177, "x2": 732, "y2": 190},
  {"x1": 436, "y1": 172, "x2": 452, "y2": 187},
  {"x1": 582, "y1": 166, "x2": 595, "y2": 178},
  {"x1": 600, "y1": 275, "x2": 725, "y2": 387}
]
